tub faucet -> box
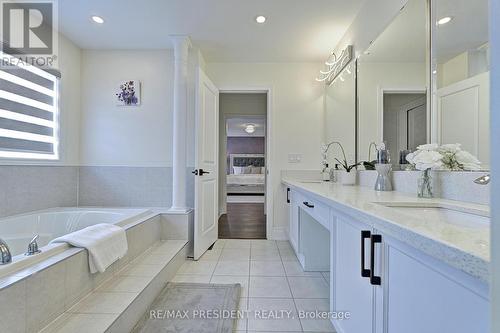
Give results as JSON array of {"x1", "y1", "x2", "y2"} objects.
[
  {"x1": 0, "y1": 238, "x2": 12, "y2": 264},
  {"x1": 25, "y1": 235, "x2": 41, "y2": 256},
  {"x1": 474, "y1": 174, "x2": 490, "y2": 185}
]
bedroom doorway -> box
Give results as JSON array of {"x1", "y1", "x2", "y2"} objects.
[{"x1": 218, "y1": 93, "x2": 268, "y2": 239}]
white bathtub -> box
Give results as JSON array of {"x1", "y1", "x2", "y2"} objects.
[{"x1": 0, "y1": 207, "x2": 153, "y2": 277}]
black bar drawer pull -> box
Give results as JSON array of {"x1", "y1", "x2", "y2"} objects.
[
  {"x1": 303, "y1": 201, "x2": 314, "y2": 208},
  {"x1": 361, "y1": 230, "x2": 371, "y2": 278},
  {"x1": 370, "y1": 234, "x2": 382, "y2": 285},
  {"x1": 287, "y1": 188, "x2": 290, "y2": 203}
]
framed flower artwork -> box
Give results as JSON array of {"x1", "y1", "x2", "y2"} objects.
[{"x1": 116, "y1": 80, "x2": 141, "y2": 106}]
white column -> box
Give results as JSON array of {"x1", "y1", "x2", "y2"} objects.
[{"x1": 169, "y1": 35, "x2": 191, "y2": 212}]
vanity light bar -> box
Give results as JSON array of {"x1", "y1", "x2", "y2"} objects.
[{"x1": 316, "y1": 45, "x2": 353, "y2": 84}]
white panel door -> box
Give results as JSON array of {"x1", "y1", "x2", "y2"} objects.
[
  {"x1": 439, "y1": 86, "x2": 478, "y2": 152},
  {"x1": 436, "y1": 72, "x2": 489, "y2": 166},
  {"x1": 194, "y1": 68, "x2": 219, "y2": 260}
]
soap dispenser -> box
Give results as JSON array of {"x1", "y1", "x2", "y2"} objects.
[
  {"x1": 374, "y1": 142, "x2": 393, "y2": 191},
  {"x1": 322, "y1": 163, "x2": 331, "y2": 181}
]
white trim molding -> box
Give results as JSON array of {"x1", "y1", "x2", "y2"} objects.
[{"x1": 218, "y1": 86, "x2": 274, "y2": 240}]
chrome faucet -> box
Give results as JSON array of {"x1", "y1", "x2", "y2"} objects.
[
  {"x1": 0, "y1": 238, "x2": 12, "y2": 264},
  {"x1": 25, "y1": 235, "x2": 41, "y2": 256},
  {"x1": 474, "y1": 174, "x2": 490, "y2": 185}
]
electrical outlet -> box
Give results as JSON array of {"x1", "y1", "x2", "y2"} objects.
[{"x1": 288, "y1": 153, "x2": 302, "y2": 163}]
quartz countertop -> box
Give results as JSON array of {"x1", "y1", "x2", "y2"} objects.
[{"x1": 282, "y1": 177, "x2": 490, "y2": 283}]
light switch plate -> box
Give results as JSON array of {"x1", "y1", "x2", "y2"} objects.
[{"x1": 288, "y1": 153, "x2": 302, "y2": 163}]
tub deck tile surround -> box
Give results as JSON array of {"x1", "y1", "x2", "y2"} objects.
[
  {"x1": 40, "y1": 239, "x2": 188, "y2": 333},
  {"x1": 0, "y1": 279, "x2": 26, "y2": 333},
  {"x1": 0, "y1": 211, "x2": 189, "y2": 333},
  {"x1": 0, "y1": 209, "x2": 156, "y2": 283}
]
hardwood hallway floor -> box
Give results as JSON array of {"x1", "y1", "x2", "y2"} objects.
[{"x1": 218, "y1": 203, "x2": 266, "y2": 239}]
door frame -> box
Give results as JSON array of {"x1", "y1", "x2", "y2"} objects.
[
  {"x1": 397, "y1": 96, "x2": 427, "y2": 151},
  {"x1": 217, "y1": 86, "x2": 274, "y2": 239},
  {"x1": 377, "y1": 87, "x2": 428, "y2": 143}
]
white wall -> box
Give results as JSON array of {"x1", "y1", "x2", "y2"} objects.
[
  {"x1": 206, "y1": 62, "x2": 324, "y2": 238},
  {"x1": 58, "y1": 34, "x2": 82, "y2": 165},
  {"x1": 79, "y1": 50, "x2": 174, "y2": 166},
  {"x1": 490, "y1": 0, "x2": 499, "y2": 330},
  {"x1": 357, "y1": 62, "x2": 426, "y2": 160}
]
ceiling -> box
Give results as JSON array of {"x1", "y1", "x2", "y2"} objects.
[
  {"x1": 360, "y1": 0, "x2": 426, "y2": 63},
  {"x1": 435, "y1": 0, "x2": 488, "y2": 63},
  {"x1": 359, "y1": 0, "x2": 488, "y2": 64},
  {"x1": 226, "y1": 117, "x2": 265, "y2": 137},
  {"x1": 58, "y1": 0, "x2": 365, "y2": 62}
]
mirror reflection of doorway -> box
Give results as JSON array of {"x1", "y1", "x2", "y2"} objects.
[
  {"x1": 383, "y1": 93, "x2": 427, "y2": 164},
  {"x1": 406, "y1": 97, "x2": 427, "y2": 150}
]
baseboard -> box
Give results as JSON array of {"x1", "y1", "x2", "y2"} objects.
[{"x1": 271, "y1": 227, "x2": 288, "y2": 240}]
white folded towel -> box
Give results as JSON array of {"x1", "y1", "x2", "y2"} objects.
[{"x1": 50, "y1": 223, "x2": 128, "y2": 274}]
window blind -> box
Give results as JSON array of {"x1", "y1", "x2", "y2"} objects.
[{"x1": 0, "y1": 51, "x2": 59, "y2": 159}]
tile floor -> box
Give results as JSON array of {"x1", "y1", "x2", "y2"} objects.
[{"x1": 172, "y1": 239, "x2": 334, "y2": 333}]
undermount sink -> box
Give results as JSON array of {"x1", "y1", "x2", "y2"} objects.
[{"x1": 373, "y1": 202, "x2": 490, "y2": 229}]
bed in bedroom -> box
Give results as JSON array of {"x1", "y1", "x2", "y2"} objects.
[{"x1": 227, "y1": 154, "x2": 265, "y2": 195}]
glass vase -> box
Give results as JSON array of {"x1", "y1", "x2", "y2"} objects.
[{"x1": 417, "y1": 169, "x2": 433, "y2": 198}]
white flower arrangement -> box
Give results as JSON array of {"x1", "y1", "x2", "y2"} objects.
[{"x1": 406, "y1": 143, "x2": 481, "y2": 171}]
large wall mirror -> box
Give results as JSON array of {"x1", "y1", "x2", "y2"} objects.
[
  {"x1": 432, "y1": 0, "x2": 489, "y2": 168},
  {"x1": 326, "y1": 0, "x2": 489, "y2": 170},
  {"x1": 324, "y1": 61, "x2": 357, "y2": 164},
  {"x1": 357, "y1": 0, "x2": 428, "y2": 166}
]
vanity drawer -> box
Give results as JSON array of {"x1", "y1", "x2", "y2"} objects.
[{"x1": 300, "y1": 195, "x2": 330, "y2": 230}]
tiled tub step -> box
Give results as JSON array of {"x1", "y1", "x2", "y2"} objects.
[{"x1": 40, "y1": 240, "x2": 188, "y2": 333}]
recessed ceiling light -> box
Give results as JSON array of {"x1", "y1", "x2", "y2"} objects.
[
  {"x1": 245, "y1": 124, "x2": 256, "y2": 134},
  {"x1": 255, "y1": 15, "x2": 266, "y2": 24},
  {"x1": 437, "y1": 16, "x2": 453, "y2": 25},
  {"x1": 91, "y1": 15, "x2": 104, "y2": 24}
]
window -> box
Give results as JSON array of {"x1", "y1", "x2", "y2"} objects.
[{"x1": 0, "y1": 51, "x2": 59, "y2": 160}]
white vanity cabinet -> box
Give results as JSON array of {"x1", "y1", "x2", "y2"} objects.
[
  {"x1": 382, "y1": 235, "x2": 490, "y2": 333},
  {"x1": 332, "y1": 214, "x2": 377, "y2": 333},
  {"x1": 286, "y1": 187, "x2": 300, "y2": 253},
  {"x1": 287, "y1": 187, "x2": 330, "y2": 270},
  {"x1": 284, "y1": 184, "x2": 490, "y2": 333},
  {"x1": 331, "y1": 211, "x2": 490, "y2": 333}
]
